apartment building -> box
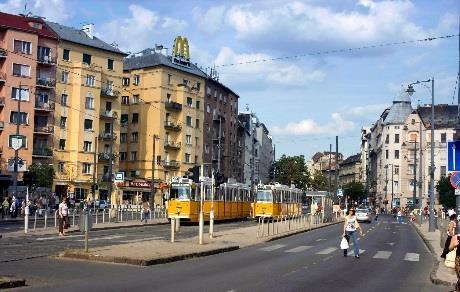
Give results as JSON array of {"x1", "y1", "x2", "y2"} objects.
[
  {"x1": 255, "y1": 122, "x2": 273, "y2": 184},
  {"x1": 46, "y1": 22, "x2": 126, "y2": 202},
  {"x1": 338, "y1": 153, "x2": 362, "y2": 186},
  {"x1": 120, "y1": 42, "x2": 206, "y2": 205},
  {"x1": 0, "y1": 12, "x2": 58, "y2": 197}
]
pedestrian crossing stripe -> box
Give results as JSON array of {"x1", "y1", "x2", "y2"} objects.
[
  {"x1": 354, "y1": 249, "x2": 365, "y2": 255},
  {"x1": 373, "y1": 251, "x2": 392, "y2": 259},
  {"x1": 316, "y1": 247, "x2": 337, "y2": 254},
  {"x1": 285, "y1": 246, "x2": 313, "y2": 253},
  {"x1": 259, "y1": 244, "x2": 286, "y2": 252},
  {"x1": 403, "y1": 253, "x2": 419, "y2": 262}
]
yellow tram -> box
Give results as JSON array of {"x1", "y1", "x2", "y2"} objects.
[
  {"x1": 254, "y1": 183, "x2": 303, "y2": 218},
  {"x1": 167, "y1": 177, "x2": 253, "y2": 222}
]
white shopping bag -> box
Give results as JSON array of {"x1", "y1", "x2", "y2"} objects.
[{"x1": 340, "y1": 237, "x2": 349, "y2": 250}]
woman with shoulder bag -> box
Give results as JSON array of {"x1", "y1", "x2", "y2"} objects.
[
  {"x1": 441, "y1": 212, "x2": 457, "y2": 258},
  {"x1": 58, "y1": 196, "x2": 69, "y2": 237},
  {"x1": 342, "y1": 208, "x2": 364, "y2": 258}
]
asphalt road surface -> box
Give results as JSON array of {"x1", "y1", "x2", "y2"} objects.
[{"x1": 0, "y1": 215, "x2": 450, "y2": 292}]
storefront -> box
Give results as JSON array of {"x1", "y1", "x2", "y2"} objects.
[{"x1": 118, "y1": 180, "x2": 165, "y2": 208}]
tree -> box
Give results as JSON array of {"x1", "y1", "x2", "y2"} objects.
[
  {"x1": 436, "y1": 175, "x2": 455, "y2": 208},
  {"x1": 311, "y1": 171, "x2": 327, "y2": 191},
  {"x1": 23, "y1": 163, "x2": 54, "y2": 189},
  {"x1": 343, "y1": 181, "x2": 366, "y2": 203},
  {"x1": 273, "y1": 155, "x2": 310, "y2": 190}
]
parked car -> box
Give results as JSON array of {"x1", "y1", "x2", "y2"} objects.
[
  {"x1": 97, "y1": 200, "x2": 108, "y2": 210},
  {"x1": 356, "y1": 208, "x2": 373, "y2": 223}
]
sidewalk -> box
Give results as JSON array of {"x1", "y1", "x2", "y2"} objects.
[
  {"x1": 1, "y1": 218, "x2": 169, "y2": 239},
  {"x1": 412, "y1": 221, "x2": 456, "y2": 287},
  {"x1": 59, "y1": 219, "x2": 343, "y2": 266}
]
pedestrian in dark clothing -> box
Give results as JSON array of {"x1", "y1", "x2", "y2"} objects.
[{"x1": 442, "y1": 213, "x2": 457, "y2": 258}]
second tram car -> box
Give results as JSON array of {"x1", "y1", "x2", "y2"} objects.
[{"x1": 254, "y1": 183, "x2": 303, "y2": 217}]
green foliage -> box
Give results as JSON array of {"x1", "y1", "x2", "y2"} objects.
[
  {"x1": 274, "y1": 155, "x2": 310, "y2": 190},
  {"x1": 311, "y1": 171, "x2": 327, "y2": 191},
  {"x1": 23, "y1": 162, "x2": 54, "y2": 188},
  {"x1": 436, "y1": 175, "x2": 455, "y2": 208},
  {"x1": 343, "y1": 181, "x2": 366, "y2": 202}
]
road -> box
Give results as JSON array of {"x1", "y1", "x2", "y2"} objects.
[{"x1": 0, "y1": 215, "x2": 449, "y2": 291}]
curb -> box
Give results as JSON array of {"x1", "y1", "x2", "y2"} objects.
[
  {"x1": 266, "y1": 221, "x2": 343, "y2": 242},
  {"x1": 0, "y1": 275, "x2": 26, "y2": 289},
  {"x1": 59, "y1": 246, "x2": 239, "y2": 266},
  {"x1": 410, "y1": 221, "x2": 455, "y2": 287}
]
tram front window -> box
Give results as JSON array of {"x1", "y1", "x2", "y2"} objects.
[
  {"x1": 170, "y1": 186, "x2": 191, "y2": 200},
  {"x1": 256, "y1": 190, "x2": 273, "y2": 202}
]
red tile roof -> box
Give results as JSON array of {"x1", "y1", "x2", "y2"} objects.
[{"x1": 0, "y1": 12, "x2": 58, "y2": 39}]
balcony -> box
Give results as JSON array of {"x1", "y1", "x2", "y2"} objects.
[
  {"x1": 427, "y1": 142, "x2": 447, "y2": 148},
  {"x1": 0, "y1": 72, "x2": 6, "y2": 84},
  {"x1": 0, "y1": 121, "x2": 4, "y2": 130},
  {"x1": 162, "y1": 160, "x2": 180, "y2": 169},
  {"x1": 98, "y1": 152, "x2": 114, "y2": 161},
  {"x1": 37, "y1": 55, "x2": 57, "y2": 66},
  {"x1": 34, "y1": 125, "x2": 54, "y2": 134},
  {"x1": 0, "y1": 41, "x2": 6, "y2": 59},
  {"x1": 164, "y1": 120, "x2": 181, "y2": 131},
  {"x1": 99, "y1": 131, "x2": 117, "y2": 140},
  {"x1": 213, "y1": 113, "x2": 225, "y2": 122},
  {"x1": 164, "y1": 141, "x2": 181, "y2": 150},
  {"x1": 32, "y1": 147, "x2": 53, "y2": 158},
  {"x1": 212, "y1": 135, "x2": 225, "y2": 144},
  {"x1": 101, "y1": 88, "x2": 120, "y2": 98},
  {"x1": 165, "y1": 101, "x2": 182, "y2": 111},
  {"x1": 36, "y1": 78, "x2": 56, "y2": 89},
  {"x1": 34, "y1": 101, "x2": 55, "y2": 112},
  {"x1": 100, "y1": 110, "x2": 118, "y2": 120}
]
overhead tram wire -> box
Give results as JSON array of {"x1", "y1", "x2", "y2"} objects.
[{"x1": 214, "y1": 34, "x2": 459, "y2": 68}]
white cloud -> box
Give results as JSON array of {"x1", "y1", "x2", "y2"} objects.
[
  {"x1": 404, "y1": 53, "x2": 429, "y2": 67},
  {"x1": 0, "y1": 0, "x2": 68, "y2": 22},
  {"x1": 342, "y1": 103, "x2": 389, "y2": 117},
  {"x1": 272, "y1": 113, "x2": 355, "y2": 136},
  {"x1": 192, "y1": 5, "x2": 226, "y2": 35},
  {"x1": 97, "y1": 4, "x2": 186, "y2": 52}
]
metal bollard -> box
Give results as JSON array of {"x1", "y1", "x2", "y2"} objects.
[
  {"x1": 149, "y1": 209, "x2": 152, "y2": 220},
  {"x1": 171, "y1": 218, "x2": 175, "y2": 243},
  {"x1": 175, "y1": 217, "x2": 180, "y2": 232},
  {"x1": 272, "y1": 217, "x2": 275, "y2": 235},
  {"x1": 131, "y1": 210, "x2": 134, "y2": 221},
  {"x1": 95, "y1": 210, "x2": 98, "y2": 224},
  {"x1": 120, "y1": 209, "x2": 123, "y2": 222},
  {"x1": 54, "y1": 210, "x2": 58, "y2": 228},
  {"x1": 102, "y1": 209, "x2": 106, "y2": 224},
  {"x1": 73, "y1": 210, "x2": 76, "y2": 226},
  {"x1": 34, "y1": 212, "x2": 37, "y2": 231},
  {"x1": 44, "y1": 211, "x2": 48, "y2": 229},
  {"x1": 261, "y1": 217, "x2": 265, "y2": 237}
]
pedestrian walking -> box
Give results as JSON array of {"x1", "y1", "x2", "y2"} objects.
[
  {"x1": 2, "y1": 197, "x2": 9, "y2": 219},
  {"x1": 58, "y1": 196, "x2": 69, "y2": 237},
  {"x1": 342, "y1": 208, "x2": 364, "y2": 258},
  {"x1": 448, "y1": 233, "x2": 460, "y2": 291},
  {"x1": 397, "y1": 208, "x2": 402, "y2": 224},
  {"x1": 141, "y1": 200, "x2": 150, "y2": 223},
  {"x1": 442, "y1": 211, "x2": 457, "y2": 259}
]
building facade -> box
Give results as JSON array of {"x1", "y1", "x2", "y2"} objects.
[
  {"x1": 338, "y1": 153, "x2": 362, "y2": 186},
  {"x1": 46, "y1": 21, "x2": 126, "y2": 202},
  {"x1": 255, "y1": 122, "x2": 273, "y2": 184}
]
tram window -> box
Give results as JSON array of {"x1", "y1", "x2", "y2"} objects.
[
  {"x1": 190, "y1": 187, "x2": 196, "y2": 201},
  {"x1": 256, "y1": 190, "x2": 272, "y2": 202},
  {"x1": 170, "y1": 186, "x2": 191, "y2": 200},
  {"x1": 195, "y1": 186, "x2": 201, "y2": 201},
  {"x1": 205, "y1": 186, "x2": 212, "y2": 200}
]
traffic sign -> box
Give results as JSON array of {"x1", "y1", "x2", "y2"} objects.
[
  {"x1": 114, "y1": 172, "x2": 124, "y2": 183},
  {"x1": 10, "y1": 135, "x2": 26, "y2": 151},
  {"x1": 337, "y1": 188, "x2": 343, "y2": 197},
  {"x1": 448, "y1": 141, "x2": 460, "y2": 171},
  {"x1": 450, "y1": 171, "x2": 460, "y2": 190}
]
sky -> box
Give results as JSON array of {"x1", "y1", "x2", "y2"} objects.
[{"x1": 1, "y1": 0, "x2": 458, "y2": 160}]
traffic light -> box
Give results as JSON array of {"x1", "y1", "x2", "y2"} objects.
[
  {"x1": 187, "y1": 166, "x2": 200, "y2": 183},
  {"x1": 215, "y1": 172, "x2": 225, "y2": 187}
]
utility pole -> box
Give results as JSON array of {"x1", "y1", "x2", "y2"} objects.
[
  {"x1": 13, "y1": 82, "x2": 22, "y2": 197},
  {"x1": 199, "y1": 165, "x2": 204, "y2": 244},
  {"x1": 385, "y1": 165, "x2": 388, "y2": 213},
  {"x1": 92, "y1": 137, "x2": 97, "y2": 212},
  {"x1": 418, "y1": 120, "x2": 423, "y2": 225},
  {"x1": 429, "y1": 77, "x2": 435, "y2": 232},
  {"x1": 151, "y1": 135, "x2": 158, "y2": 209},
  {"x1": 217, "y1": 115, "x2": 222, "y2": 175},
  {"x1": 328, "y1": 144, "x2": 332, "y2": 196},
  {"x1": 273, "y1": 144, "x2": 276, "y2": 182},
  {"x1": 107, "y1": 118, "x2": 114, "y2": 208},
  {"x1": 335, "y1": 136, "x2": 339, "y2": 201},
  {"x1": 391, "y1": 164, "x2": 394, "y2": 212},
  {"x1": 412, "y1": 140, "x2": 417, "y2": 211},
  {"x1": 456, "y1": 14, "x2": 460, "y2": 225}
]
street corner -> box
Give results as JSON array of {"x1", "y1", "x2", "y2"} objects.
[{"x1": 0, "y1": 275, "x2": 26, "y2": 289}]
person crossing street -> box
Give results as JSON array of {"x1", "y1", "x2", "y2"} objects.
[{"x1": 342, "y1": 208, "x2": 364, "y2": 258}]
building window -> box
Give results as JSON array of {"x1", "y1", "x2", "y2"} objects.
[
  {"x1": 107, "y1": 59, "x2": 114, "y2": 70},
  {"x1": 10, "y1": 112, "x2": 27, "y2": 124},
  {"x1": 166, "y1": 93, "x2": 171, "y2": 102},
  {"x1": 394, "y1": 165, "x2": 399, "y2": 175},
  {"x1": 82, "y1": 163, "x2": 91, "y2": 174},
  {"x1": 168, "y1": 74, "x2": 172, "y2": 85},
  {"x1": 14, "y1": 40, "x2": 31, "y2": 54},
  {"x1": 85, "y1": 96, "x2": 94, "y2": 109},
  {"x1": 156, "y1": 155, "x2": 161, "y2": 165},
  {"x1": 83, "y1": 53, "x2": 92, "y2": 65},
  {"x1": 11, "y1": 87, "x2": 30, "y2": 101},
  {"x1": 12, "y1": 63, "x2": 30, "y2": 77},
  {"x1": 186, "y1": 135, "x2": 192, "y2": 145},
  {"x1": 194, "y1": 155, "x2": 198, "y2": 163},
  {"x1": 385, "y1": 150, "x2": 389, "y2": 159},
  {"x1": 182, "y1": 79, "x2": 188, "y2": 86},
  {"x1": 59, "y1": 139, "x2": 66, "y2": 150},
  {"x1": 62, "y1": 49, "x2": 70, "y2": 61},
  {"x1": 132, "y1": 95, "x2": 140, "y2": 104},
  {"x1": 385, "y1": 134, "x2": 389, "y2": 144},
  {"x1": 206, "y1": 87, "x2": 211, "y2": 96},
  {"x1": 394, "y1": 134, "x2": 399, "y2": 144},
  {"x1": 61, "y1": 71, "x2": 69, "y2": 83},
  {"x1": 130, "y1": 170, "x2": 137, "y2": 178},
  {"x1": 394, "y1": 150, "x2": 399, "y2": 159},
  {"x1": 58, "y1": 162, "x2": 65, "y2": 173},
  {"x1": 120, "y1": 152, "x2": 127, "y2": 161},
  {"x1": 186, "y1": 116, "x2": 192, "y2": 126},
  {"x1": 195, "y1": 119, "x2": 200, "y2": 129},
  {"x1": 60, "y1": 94, "x2": 68, "y2": 106},
  {"x1": 187, "y1": 97, "x2": 193, "y2": 107},
  {"x1": 83, "y1": 141, "x2": 92, "y2": 152},
  {"x1": 122, "y1": 96, "x2": 129, "y2": 105},
  {"x1": 196, "y1": 82, "x2": 201, "y2": 91},
  {"x1": 130, "y1": 151, "x2": 137, "y2": 161},
  {"x1": 441, "y1": 166, "x2": 447, "y2": 178},
  {"x1": 60, "y1": 117, "x2": 67, "y2": 128},
  {"x1": 133, "y1": 74, "x2": 140, "y2": 85},
  {"x1": 85, "y1": 75, "x2": 95, "y2": 87},
  {"x1": 122, "y1": 77, "x2": 130, "y2": 86},
  {"x1": 207, "y1": 104, "x2": 211, "y2": 113},
  {"x1": 84, "y1": 119, "x2": 93, "y2": 131},
  {"x1": 132, "y1": 113, "x2": 139, "y2": 123},
  {"x1": 120, "y1": 133, "x2": 127, "y2": 143},
  {"x1": 120, "y1": 114, "x2": 128, "y2": 126},
  {"x1": 131, "y1": 132, "x2": 138, "y2": 143},
  {"x1": 441, "y1": 133, "x2": 447, "y2": 143},
  {"x1": 185, "y1": 153, "x2": 190, "y2": 163},
  {"x1": 394, "y1": 181, "x2": 399, "y2": 191},
  {"x1": 196, "y1": 100, "x2": 200, "y2": 110}
]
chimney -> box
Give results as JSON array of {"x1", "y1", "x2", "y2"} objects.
[{"x1": 82, "y1": 23, "x2": 94, "y2": 39}]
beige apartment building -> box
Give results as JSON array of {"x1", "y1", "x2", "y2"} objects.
[
  {"x1": 119, "y1": 41, "x2": 206, "y2": 205},
  {"x1": 46, "y1": 22, "x2": 126, "y2": 202}
]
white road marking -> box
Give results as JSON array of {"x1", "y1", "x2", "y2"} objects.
[
  {"x1": 404, "y1": 253, "x2": 420, "y2": 262},
  {"x1": 316, "y1": 247, "x2": 338, "y2": 255},
  {"x1": 259, "y1": 244, "x2": 286, "y2": 252},
  {"x1": 285, "y1": 246, "x2": 313, "y2": 253},
  {"x1": 315, "y1": 238, "x2": 326, "y2": 242},
  {"x1": 76, "y1": 235, "x2": 124, "y2": 242},
  {"x1": 386, "y1": 242, "x2": 395, "y2": 246},
  {"x1": 119, "y1": 237, "x2": 164, "y2": 243},
  {"x1": 373, "y1": 251, "x2": 392, "y2": 259},
  {"x1": 36, "y1": 234, "x2": 83, "y2": 241},
  {"x1": 383, "y1": 221, "x2": 389, "y2": 223}
]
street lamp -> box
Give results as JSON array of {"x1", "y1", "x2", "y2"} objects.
[
  {"x1": 407, "y1": 78, "x2": 435, "y2": 232},
  {"x1": 385, "y1": 164, "x2": 394, "y2": 212}
]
